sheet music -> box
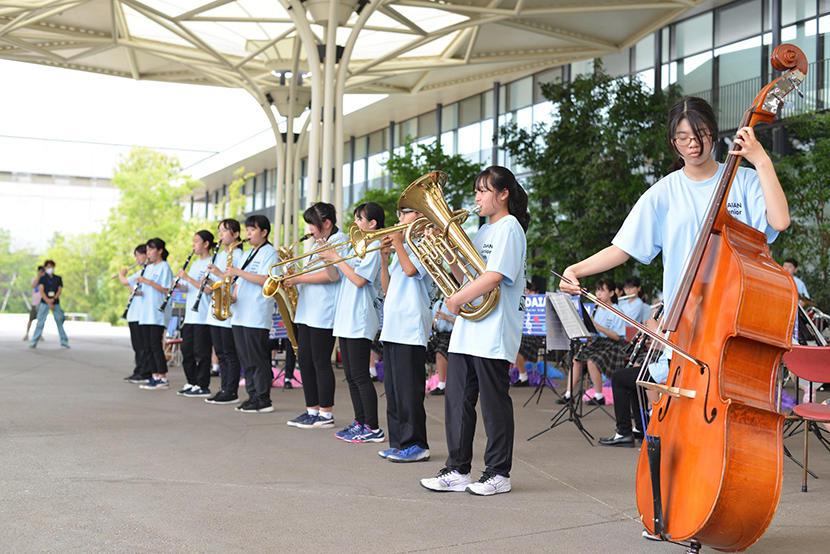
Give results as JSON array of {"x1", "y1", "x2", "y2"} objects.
[{"x1": 545, "y1": 292, "x2": 593, "y2": 350}]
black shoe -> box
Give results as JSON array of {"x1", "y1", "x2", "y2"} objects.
[
  {"x1": 235, "y1": 398, "x2": 258, "y2": 412},
  {"x1": 633, "y1": 429, "x2": 644, "y2": 441},
  {"x1": 429, "y1": 387, "x2": 445, "y2": 396},
  {"x1": 371, "y1": 375, "x2": 379, "y2": 382},
  {"x1": 556, "y1": 395, "x2": 572, "y2": 405},
  {"x1": 210, "y1": 369, "x2": 220, "y2": 377},
  {"x1": 599, "y1": 434, "x2": 635, "y2": 447},
  {"x1": 512, "y1": 379, "x2": 530, "y2": 388},
  {"x1": 205, "y1": 391, "x2": 240, "y2": 405},
  {"x1": 586, "y1": 396, "x2": 606, "y2": 406},
  {"x1": 124, "y1": 373, "x2": 140, "y2": 382},
  {"x1": 283, "y1": 379, "x2": 293, "y2": 390}
]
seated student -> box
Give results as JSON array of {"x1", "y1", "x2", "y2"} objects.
[
  {"x1": 618, "y1": 277, "x2": 651, "y2": 327},
  {"x1": 513, "y1": 281, "x2": 542, "y2": 387},
  {"x1": 557, "y1": 278, "x2": 627, "y2": 406},
  {"x1": 782, "y1": 258, "x2": 810, "y2": 305}
]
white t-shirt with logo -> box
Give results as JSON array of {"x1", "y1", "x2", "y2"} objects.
[
  {"x1": 294, "y1": 230, "x2": 348, "y2": 330},
  {"x1": 448, "y1": 214, "x2": 527, "y2": 362},
  {"x1": 232, "y1": 243, "x2": 278, "y2": 330},
  {"x1": 612, "y1": 163, "x2": 777, "y2": 315}
]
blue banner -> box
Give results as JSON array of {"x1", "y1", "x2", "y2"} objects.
[
  {"x1": 523, "y1": 294, "x2": 546, "y2": 336},
  {"x1": 270, "y1": 311, "x2": 288, "y2": 340}
]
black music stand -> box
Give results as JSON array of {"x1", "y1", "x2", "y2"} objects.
[
  {"x1": 527, "y1": 293, "x2": 598, "y2": 444},
  {"x1": 522, "y1": 337, "x2": 562, "y2": 407}
]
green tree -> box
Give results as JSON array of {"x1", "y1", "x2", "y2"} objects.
[
  {"x1": 772, "y1": 113, "x2": 830, "y2": 308},
  {"x1": 501, "y1": 68, "x2": 682, "y2": 296},
  {"x1": 0, "y1": 229, "x2": 39, "y2": 312}
]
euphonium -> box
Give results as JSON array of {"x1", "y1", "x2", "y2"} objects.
[
  {"x1": 210, "y1": 239, "x2": 243, "y2": 321},
  {"x1": 262, "y1": 233, "x2": 312, "y2": 354},
  {"x1": 396, "y1": 171, "x2": 499, "y2": 321}
]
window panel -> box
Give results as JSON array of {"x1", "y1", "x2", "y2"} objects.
[
  {"x1": 783, "y1": 0, "x2": 817, "y2": 26},
  {"x1": 440, "y1": 130, "x2": 455, "y2": 155},
  {"x1": 716, "y1": 0, "x2": 761, "y2": 47},
  {"x1": 368, "y1": 130, "x2": 385, "y2": 155},
  {"x1": 600, "y1": 49, "x2": 630, "y2": 77},
  {"x1": 417, "y1": 110, "x2": 437, "y2": 138},
  {"x1": 354, "y1": 135, "x2": 367, "y2": 159},
  {"x1": 507, "y1": 77, "x2": 533, "y2": 110},
  {"x1": 570, "y1": 59, "x2": 594, "y2": 79},
  {"x1": 483, "y1": 90, "x2": 494, "y2": 120},
  {"x1": 676, "y1": 51, "x2": 712, "y2": 94},
  {"x1": 533, "y1": 67, "x2": 563, "y2": 103},
  {"x1": 441, "y1": 102, "x2": 458, "y2": 131},
  {"x1": 459, "y1": 95, "x2": 482, "y2": 127},
  {"x1": 398, "y1": 117, "x2": 417, "y2": 145},
  {"x1": 674, "y1": 13, "x2": 713, "y2": 58},
  {"x1": 717, "y1": 36, "x2": 762, "y2": 86},
  {"x1": 635, "y1": 34, "x2": 655, "y2": 71}
]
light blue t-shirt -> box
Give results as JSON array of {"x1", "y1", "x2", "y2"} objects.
[
  {"x1": 125, "y1": 268, "x2": 143, "y2": 323},
  {"x1": 619, "y1": 296, "x2": 650, "y2": 327},
  {"x1": 183, "y1": 256, "x2": 211, "y2": 326},
  {"x1": 380, "y1": 244, "x2": 433, "y2": 347},
  {"x1": 332, "y1": 247, "x2": 382, "y2": 340},
  {"x1": 592, "y1": 305, "x2": 626, "y2": 340},
  {"x1": 613, "y1": 164, "x2": 777, "y2": 315},
  {"x1": 449, "y1": 215, "x2": 527, "y2": 362},
  {"x1": 432, "y1": 298, "x2": 455, "y2": 333},
  {"x1": 793, "y1": 275, "x2": 810, "y2": 299},
  {"x1": 294, "y1": 230, "x2": 348, "y2": 330},
  {"x1": 207, "y1": 247, "x2": 245, "y2": 328},
  {"x1": 232, "y1": 243, "x2": 277, "y2": 330},
  {"x1": 138, "y1": 261, "x2": 173, "y2": 326}
]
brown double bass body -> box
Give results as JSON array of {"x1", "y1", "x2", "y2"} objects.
[{"x1": 635, "y1": 44, "x2": 806, "y2": 552}]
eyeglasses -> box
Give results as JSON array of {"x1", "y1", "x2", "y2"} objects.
[{"x1": 673, "y1": 134, "x2": 710, "y2": 147}]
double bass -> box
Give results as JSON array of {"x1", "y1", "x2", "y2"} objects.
[{"x1": 634, "y1": 45, "x2": 806, "y2": 552}]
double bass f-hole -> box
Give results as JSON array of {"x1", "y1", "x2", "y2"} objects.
[{"x1": 700, "y1": 363, "x2": 718, "y2": 424}]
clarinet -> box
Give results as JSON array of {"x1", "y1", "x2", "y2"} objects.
[
  {"x1": 191, "y1": 243, "x2": 221, "y2": 312},
  {"x1": 122, "y1": 263, "x2": 148, "y2": 319},
  {"x1": 159, "y1": 250, "x2": 195, "y2": 312}
]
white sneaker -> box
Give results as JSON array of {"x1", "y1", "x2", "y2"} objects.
[
  {"x1": 465, "y1": 473, "x2": 511, "y2": 496},
  {"x1": 420, "y1": 468, "x2": 472, "y2": 492}
]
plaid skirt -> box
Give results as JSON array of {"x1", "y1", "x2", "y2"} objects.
[
  {"x1": 430, "y1": 331, "x2": 451, "y2": 358},
  {"x1": 573, "y1": 337, "x2": 628, "y2": 373},
  {"x1": 518, "y1": 334, "x2": 543, "y2": 362}
]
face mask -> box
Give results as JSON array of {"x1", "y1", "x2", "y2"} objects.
[{"x1": 45, "y1": 268, "x2": 54, "y2": 275}]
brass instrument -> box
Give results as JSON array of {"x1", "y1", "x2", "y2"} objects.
[
  {"x1": 210, "y1": 240, "x2": 244, "y2": 321},
  {"x1": 397, "y1": 171, "x2": 498, "y2": 321},
  {"x1": 262, "y1": 233, "x2": 311, "y2": 354}
]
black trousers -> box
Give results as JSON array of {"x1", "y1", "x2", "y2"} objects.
[
  {"x1": 445, "y1": 353, "x2": 513, "y2": 477},
  {"x1": 284, "y1": 337, "x2": 296, "y2": 380},
  {"x1": 340, "y1": 337, "x2": 378, "y2": 429},
  {"x1": 210, "y1": 325, "x2": 240, "y2": 395},
  {"x1": 611, "y1": 363, "x2": 638, "y2": 436},
  {"x1": 128, "y1": 321, "x2": 149, "y2": 378},
  {"x1": 297, "y1": 324, "x2": 336, "y2": 408},
  {"x1": 383, "y1": 342, "x2": 428, "y2": 449},
  {"x1": 138, "y1": 324, "x2": 167, "y2": 375},
  {"x1": 182, "y1": 323, "x2": 213, "y2": 389},
  {"x1": 233, "y1": 326, "x2": 272, "y2": 403}
]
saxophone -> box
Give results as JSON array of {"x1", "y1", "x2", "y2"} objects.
[
  {"x1": 262, "y1": 234, "x2": 311, "y2": 354},
  {"x1": 210, "y1": 240, "x2": 243, "y2": 321}
]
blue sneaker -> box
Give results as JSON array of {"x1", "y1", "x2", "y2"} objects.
[
  {"x1": 335, "y1": 421, "x2": 362, "y2": 441},
  {"x1": 351, "y1": 426, "x2": 386, "y2": 444},
  {"x1": 139, "y1": 377, "x2": 170, "y2": 390},
  {"x1": 387, "y1": 445, "x2": 430, "y2": 463},
  {"x1": 378, "y1": 448, "x2": 399, "y2": 459},
  {"x1": 287, "y1": 412, "x2": 313, "y2": 428}
]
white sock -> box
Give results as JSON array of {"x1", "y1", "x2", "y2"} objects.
[
  {"x1": 564, "y1": 391, "x2": 572, "y2": 399},
  {"x1": 307, "y1": 408, "x2": 319, "y2": 416},
  {"x1": 594, "y1": 392, "x2": 604, "y2": 400},
  {"x1": 369, "y1": 365, "x2": 377, "y2": 377},
  {"x1": 212, "y1": 363, "x2": 220, "y2": 371},
  {"x1": 437, "y1": 381, "x2": 446, "y2": 390},
  {"x1": 319, "y1": 412, "x2": 333, "y2": 420},
  {"x1": 518, "y1": 372, "x2": 528, "y2": 381}
]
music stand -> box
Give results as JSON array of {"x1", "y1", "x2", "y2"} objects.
[{"x1": 527, "y1": 293, "x2": 598, "y2": 444}]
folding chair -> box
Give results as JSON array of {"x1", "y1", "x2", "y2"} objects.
[
  {"x1": 783, "y1": 345, "x2": 830, "y2": 492},
  {"x1": 164, "y1": 316, "x2": 183, "y2": 369}
]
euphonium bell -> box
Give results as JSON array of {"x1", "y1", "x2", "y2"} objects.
[{"x1": 397, "y1": 171, "x2": 499, "y2": 321}]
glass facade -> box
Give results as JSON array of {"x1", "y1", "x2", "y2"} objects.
[{"x1": 190, "y1": 0, "x2": 830, "y2": 220}]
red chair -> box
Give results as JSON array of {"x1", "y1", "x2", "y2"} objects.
[{"x1": 782, "y1": 345, "x2": 830, "y2": 492}]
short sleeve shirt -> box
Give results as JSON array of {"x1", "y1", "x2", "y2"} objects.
[
  {"x1": 38, "y1": 274, "x2": 63, "y2": 304},
  {"x1": 448, "y1": 215, "x2": 527, "y2": 362},
  {"x1": 294, "y1": 230, "x2": 348, "y2": 330},
  {"x1": 125, "y1": 269, "x2": 143, "y2": 322},
  {"x1": 138, "y1": 261, "x2": 173, "y2": 326},
  {"x1": 183, "y1": 257, "x2": 211, "y2": 325},
  {"x1": 332, "y1": 247, "x2": 382, "y2": 340},
  {"x1": 232, "y1": 243, "x2": 278, "y2": 330},
  {"x1": 379, "y1": 244, "x2": 433, "y2": 347}
]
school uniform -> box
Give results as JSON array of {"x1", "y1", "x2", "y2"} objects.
[
  {"x1": 126, "y1": 268, "x2": 148, "y2": 378},
  {"x1": 612, "y1": 163, "x2": 778, "y2": 384},
  {"x1": 375, "y1": 244, "x2": 431, "y2": 449},
  {"x1": 332, "y1": 246, "x2": 382, "y2": 429},
  {"x1": 574, "y1": 306, "x2": 628, "y2": 371},
  {"x1": 294, "y1": 230, "x2": 347, "y2": 409},
  {"x1": 232, "y1": 242, "x2": 278, "y2": 406},
  {"x1": 137, "y1": 261, "x2": 173, "y2": 375},
  {"x1": 619, "y1": 296, "x2": 650, "y2": 326},
  {"x1": 445, "y1": 214, "x2": 526, "y2": 478},
  {"x1": 207, "y1": 247, "x2": 244, "y2": 398},
  {"x1": 181, "y1": 256, "x2": 213, "y2": 390}
]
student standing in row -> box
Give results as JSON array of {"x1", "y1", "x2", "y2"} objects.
[
  {"x1": 205, "y1": 219, "x2": 244, "y2": 405},
  {"x1": 137, "y1": 239, "x2": 173, "y2": 390},
  {"x1": 227, "y1": 215, "x2": 278, "y2": 413},
  {"x1": 285, "y1": 203, "x2": 346, "y2": 429},
  {"x1": 120, "y1": 244, "x2": 148, "y2": 383},
  {"x1": 321, "y1": 202, "x2": 385, "y2": 443},
  {"x1": 421, "y1": 166, "x2": 529, "y2": 496},
  {"x1": 378, "y1": 206, "x2": 433, "y2": 462},
  {"x1": 176, "y1": 230, "x2": 216, "y2": 398}
]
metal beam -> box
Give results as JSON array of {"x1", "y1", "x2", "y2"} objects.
[{"x1": 499, "y1": 19, "x2": 618, "y2": 50}]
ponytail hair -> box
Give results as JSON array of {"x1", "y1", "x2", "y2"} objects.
[
  {"x1": 667, "y1": 96, "x2": 718, "y2": 171},
  {"x1": 354, "y1": 202, "x2": 385, "y2": 229},
  {"x1": 303, "y1": 202, "x2": 339, "y2": 234},
  {"x1": 474, "y1": 166, "x2": 530, "y2": 232},
  {"x1": 146, "y1": 238, "x2": 168, "y2": 261},
  {"x1": 195, "y1": 229, "x2": 216, "y2": 250},
  {"x1": 134, "y1": 243, "x2": 147, "y2": 255}
]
